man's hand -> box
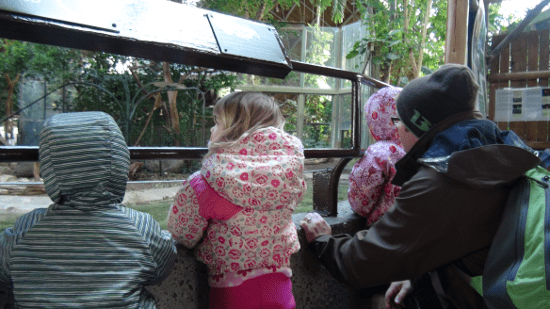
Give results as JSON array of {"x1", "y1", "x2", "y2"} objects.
[
  {"x1": 299, "y1": 212, "x2": 332, "y2": 243},
  {"x1": 385, "y1": 280, "x2": 412, "y2": 309}
]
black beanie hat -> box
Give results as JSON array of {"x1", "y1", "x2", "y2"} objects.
[{"x1": 396, "y1": 63, "x2": 479, "y2": 137}]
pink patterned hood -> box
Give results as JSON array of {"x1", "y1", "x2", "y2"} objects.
[
  {"x1": 365, "y1": 86, "x2": 403, "y2": 143},
  {"x1": 348, "y1": 86, "x2": 405, "y2": 225}
]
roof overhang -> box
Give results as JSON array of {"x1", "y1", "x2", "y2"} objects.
[{"x1": 0, "y1": 0, "x2": 292, "y2": 79}]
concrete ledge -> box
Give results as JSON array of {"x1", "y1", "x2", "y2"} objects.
[{"x1": 148, "y1": 201, "x2": 387, "y2": 308}]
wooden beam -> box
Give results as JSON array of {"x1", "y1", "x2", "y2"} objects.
[
  {"x1": 284, "y1": 3, "x2": 298, "y2": 21},
  {"x1": 270, "y1": 9, "x2": 285, "y2": 21},
  {"x1": 445, "y1": 0, "x2": 469, "y2": 64},
  {"x1": 342, "y1": 7, "x2": 359, "y2": 25},
  {"x1": 527, "y1": 141, "x2": 550, "y2": 150},
  {"x1": 488, "y1": 70, "x2": 550, "y2": 81},
  {"x1": 303, "y1": 0, "x2": 316, "y2": 23}
]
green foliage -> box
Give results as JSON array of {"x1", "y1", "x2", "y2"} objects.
[
  {"x1": 72, "y1": 56, "x2": 239, "y2": 146},
  {"x1": 0, "y1": 211, "x2": 21, "y2": 231},
  {"x1": 422, "y1": 0, "x2": 447, "y2": 70},
  {"x1": 0, "y1": 40, "x2": 83, "y2": 117},
  {"x1": 126, "y1": 200, "x2": 172, "y2": 230},
  {"x1": 199, "y1": 0, "x2": 299, "y2": 21},
  {"x1": 198, "y1": 0, "x2": 343, "y2": 26},
  {"x1": 302, "y1": 95, "x2": 332, "y2": 147},
  {"x1": 347, "y1": 0, "x2": 447, "y2": 84},
  {"x1": 331, "y1": 0, "x2": 348, "y2": 24},
  {"x1": 0, "y1": 40, "x2": 81, "y2": 82},
  {"x1": 283, "y1": 95, "x2": 333, "y2": 148},
  {"x1": 487, "y1": 3, "x2": 521, "y2": 38},
  {"x1": 0, "y1": 39, "x2": 239, "y2": 147}
]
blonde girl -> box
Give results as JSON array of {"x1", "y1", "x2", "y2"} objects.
[{"x1": 168, "y1": 92, "x2": 306, "y2": 309}]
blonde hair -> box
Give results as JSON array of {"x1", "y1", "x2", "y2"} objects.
[{"x1": 205, "y1": 92, "x2": 285, "y2": 158}]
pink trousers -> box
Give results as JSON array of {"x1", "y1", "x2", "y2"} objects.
[{"x1": 209, "y1": 273, "x2": 296, "y2": 309}]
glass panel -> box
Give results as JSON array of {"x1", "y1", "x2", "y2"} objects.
[
  {"x1": 262, "y1": 92, "x2": 336, "y2": 149},
  {"x1": 304, "y1": 26, "x2": 339, "y2": 89},
  {"x1": 337, "y1": 94, "x2": 353, "y2": 148},
  {"x1": 264, "y1": 92, "x2": 300, "y2": 135},
  {"x1": 341, "y1": 21, "x2": 368, "y2": 88},
  {"x1": 302, "y1": 94, "x2": 334, "y2": 148},
  {"x1": 235, "y1": 71, "x2": 302, "y2": 88},
  {"x1": 342, "y1": 21, "x2": 368, "y2": 73},
  {"x1": 17, "y1": 80, "x2": 59, "y2": 146},
  {"x1": 236, "y1": 23, "x2": 368, "y2": 91},
  {"x1": 278, "y1": 27, "x2": 303, "y2": 62}
]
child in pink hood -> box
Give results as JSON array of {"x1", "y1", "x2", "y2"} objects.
[
  {"x1": 167, "y1": 92, "x2": 306, "y2": 309},
  {"x1": 348, "y1": 86, "x2": 405, "y2": 226}
]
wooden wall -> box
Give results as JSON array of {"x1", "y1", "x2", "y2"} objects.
[{"x1": 488, "y1": 29, "x2": 550, "y2": 149}]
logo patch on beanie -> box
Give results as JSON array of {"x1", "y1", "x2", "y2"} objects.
[{"x1": 410, "y1": 110, "x2": 432, "y2": 132}]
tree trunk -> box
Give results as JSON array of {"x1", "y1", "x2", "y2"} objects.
[
  {"x1": 403, "y1": 0, "x2": 409, "y2": 33},
  {"x1": 384, "y1": 61, "x2": 392, "y2": 83},
  {"x1": 415, "y1": 0, "x2": 433, "y2": 78},
  {"x1": 403, "y1": 0, "x2": 419, "y2": 78},
  {"x1": 316, "y1": 1, "x2": 321, "y2": 26},
  {"x1": 255, "y1": 0, "x2": 267, "y2": 20},
  {"x1": 162, "y1": 62, "x2": 181, "y2": 146},
  {"x1": 361, "y1": 6, "x2": 375, "y2": 75},
  {"x1": 243, "y1": 0, "x2": 250, "y2": 19}
]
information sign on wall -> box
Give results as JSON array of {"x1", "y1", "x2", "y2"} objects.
[{"x1": 495, "y1": 87, "x2": 550, "y2": 121}]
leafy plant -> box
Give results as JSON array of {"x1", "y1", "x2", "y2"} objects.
[{"x1": 346, "y1": 0, "x2": 447, "y2": 84}]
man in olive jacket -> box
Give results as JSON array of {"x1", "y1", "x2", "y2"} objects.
[{"x1": 301, "y1": 64, "x2": 542, "y2": 308}]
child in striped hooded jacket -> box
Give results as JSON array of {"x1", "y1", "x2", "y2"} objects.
[
  {"x1": 167, "y1": 92, "x2": 307, "y2": 309},
  {"x1": 0, "y1": 112, "x2": 176, "y2": 309}
]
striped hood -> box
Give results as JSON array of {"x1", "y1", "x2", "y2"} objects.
[{"x1": 39, "y1": 112, "x2": 130, "y2": 209}]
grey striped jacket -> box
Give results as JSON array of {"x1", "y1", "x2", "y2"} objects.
[{"x1": 0, "y1": 112, "x2": 176, "y2": 308}]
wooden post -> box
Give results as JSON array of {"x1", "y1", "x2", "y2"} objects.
[
  {"x1": 526, "y1": 31, "x2": 541, "y2": 142},
  {"x1": 508, "y1": 35, "x2": 527, "y2": 139},
  {"x1": 488, "y1": 34, "x2": 504, "y2": 124},
  {"x1": 539, "y1": 29, "x2": 550, "y2": 145},
  {"x1": 445, "y1": 0, "x2": 469, "y2": 65},
  {"x1": 498, "y1": 34, "x2": 511, "y2": 131}
]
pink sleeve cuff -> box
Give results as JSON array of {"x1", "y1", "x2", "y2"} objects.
[{"x1": 190, "y1": 175, "x2": 243, "y2": 221}]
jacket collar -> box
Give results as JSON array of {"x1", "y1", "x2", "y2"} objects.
[
  {"x1": 418, "y1": 144, "x2": 540, "y2": 189},
  {"x1": 392, "y1": 110, "x2": 484, "y2": 186}
]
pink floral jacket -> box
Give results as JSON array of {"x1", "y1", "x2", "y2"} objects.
[
  {"x1": 167, "y1": 127, "x2": 306, "y2": 287},
  {"x1": 348, "y1": 87, "x2": 405, "y2": 225}
]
